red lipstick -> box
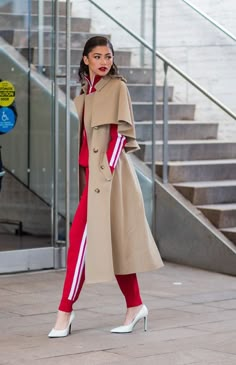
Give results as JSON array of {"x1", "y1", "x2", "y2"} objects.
[{"x1": 99, "y1": 67, "x2": 107, "y2": 71}]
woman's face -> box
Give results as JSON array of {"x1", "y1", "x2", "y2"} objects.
[{"x1": 83, "y1": 45, "x2": 113, "y2": 80}]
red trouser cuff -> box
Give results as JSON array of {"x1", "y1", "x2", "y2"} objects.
[
  {"x1": 115, "y1": 273, "x2": 143, "y2": 308},
  {"x1": 125, "y1": 297, "x2": 143, "y2": 308},
  {"x1": 58, "y1": 298, "x2": 73, "y2": 313}
]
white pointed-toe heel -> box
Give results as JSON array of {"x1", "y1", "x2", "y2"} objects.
[
  {"x1": 48, "y1": 311, "x2": 75, "y2": 338},
  {"x1": 110, "y1": 304, "x2": 148, "y2": 334}
]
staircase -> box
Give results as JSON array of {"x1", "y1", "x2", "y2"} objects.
[
  {"x1": 138, "y1": 143, "x2": 236, "y2": 246},
  {"x1": 0, "y1": 1, "x2": 235, "y2": 272}
]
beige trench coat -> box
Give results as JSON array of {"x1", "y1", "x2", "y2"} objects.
[{"x1": 74, "y1": 75, "x2": 163, "y2": 284}]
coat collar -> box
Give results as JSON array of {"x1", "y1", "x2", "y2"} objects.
[{"x1": 81, "y1": 75, "x2": 126, "y2": 94}]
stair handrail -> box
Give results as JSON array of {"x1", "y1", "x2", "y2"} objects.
[
  {"x1": 182, "y1": 0, "x2": 236, "y2": 42},
  {"x1": 88, "y1": 0, "x2": 236, "y2": 120}
]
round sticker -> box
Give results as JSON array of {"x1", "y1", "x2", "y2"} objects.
[
  {"x1": 0, "y1": 80, "x2": 16, "y2": 107},
  {"x1": 0, "y1": 107, "x2": 16, "y2": 133}
]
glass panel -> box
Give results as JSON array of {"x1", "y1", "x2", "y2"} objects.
[
  {"x1": 0, "y1": 0, "x2": 54, "y2": 252},
  {"x1": 0, "y1": 0, "x2": 157, "y2": 261},
  {"x1": 135, "y1": 167, "x2": 153, "y2": 227},
  {"x1": 51, "y1": 1, "x2": 79, "y2": 245}
]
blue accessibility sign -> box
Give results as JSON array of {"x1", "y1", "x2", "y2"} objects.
[{"x1": 0, "y1": 107, "x2": 16, "y2": 134}]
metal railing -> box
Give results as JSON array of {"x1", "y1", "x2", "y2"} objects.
[
  {"x1": 88, "y1": 0, "x2": 236, "y2": 233},
  {"x1": 182, "y1": 0, "x2": 236, "y2": 42},
  {"x1": 88, "y1": 1, "x2": 236, "y2": 154},
  {"x1": 88, "y1": 0, "x2": 236, "y2": 121}
]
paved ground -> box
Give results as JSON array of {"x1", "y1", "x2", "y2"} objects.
[{"x1": 0, "y1": 262, "x2": 236, "y2": 365}]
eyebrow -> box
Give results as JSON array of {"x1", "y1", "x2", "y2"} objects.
[{"x1": 93, "y1": 52, "x2": 112, "y2": 56}]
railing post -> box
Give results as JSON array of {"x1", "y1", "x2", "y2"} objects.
[
  {"x1": 27, "y1": 0, "x2": 32, "y2": 187},
  {"x1": 163, "y1": 62, "x2": 169, "y2": 184},
  {"x1": 65, "y1": 0, "x2": 71, "y2": 258},
  {"x1": 52, "y1": 0, "x2": 60, "y2": 267},
  {"x1": 38, "y1": 0, "x2": 44, "y2": 73},
  {"x1": 151, "y1": 0, "x2": 157, "y2": 236},
  {"x1": 140, "y1": 0, "x2": 146, "y2": 67}
]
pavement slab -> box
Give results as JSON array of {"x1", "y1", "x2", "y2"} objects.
[{"x1": 0, "y1": 262, "x2": 236, "y2": 364}]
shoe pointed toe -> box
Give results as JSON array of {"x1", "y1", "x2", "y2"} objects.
[
  {"x1": 48, "y1": 311, "x2": 75, "y2": 338},
  {"x1": 48, "y1": 327, "x2": 68, "y2": 338},
  {"x1": 110, "y1": 324, "x2": 132, "y2": 333},
  {"x1": 110, "y1": 304, "x2": 148, "y2": 334}
]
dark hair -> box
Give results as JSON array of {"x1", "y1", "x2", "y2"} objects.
[{"x1": 78, "y1": 36, "x2": 119, "y2": 81}]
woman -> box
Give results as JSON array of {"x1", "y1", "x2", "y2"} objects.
[{"x1": 48, "y1": 36, "x2": 163, "y2": 338}]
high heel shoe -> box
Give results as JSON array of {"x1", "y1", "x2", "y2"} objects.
[
  {"x1": 48, "y1": 311, "x2": 75, "y2": 338},
  {"x1": 110, "y1": 304, "x2": 148, "y2": 334}
]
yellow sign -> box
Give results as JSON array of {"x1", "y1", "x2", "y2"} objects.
[{"x1": 0, "y1": 80, "x2": 16, "y2": 107}]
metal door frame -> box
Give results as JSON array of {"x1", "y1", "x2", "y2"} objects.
[{"x1": 52, "y1": 0, "x2": 71, "y2": 269}]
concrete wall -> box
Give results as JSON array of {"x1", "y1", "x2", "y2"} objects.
[
  {"x1": 71, "y1": 0, "x2": 145, "y2": 66},
  {"x1": 155, "y1": 0, "x2": 236, "y2": 139},
  {"x1": 71, "y1": 0, "x2": 236, "y2": 138}
]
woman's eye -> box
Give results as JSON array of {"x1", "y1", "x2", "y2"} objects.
[{"x1": 94, "y1": 55, "x2": 100, "y2": 59}]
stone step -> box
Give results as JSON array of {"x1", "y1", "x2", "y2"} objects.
[
  {"x1": 151, "y1": 159, "x2": 236, "y2": 183},
  {"x1": 59, "y1": 83, "x2": 174, "y2": 102},
  {"x1": 128, "y1": 84, "x2": 174, "y2": 102},
  {"x1": 0, "y1": 30, "x2": 110, "y2": 49},
  {"x1": 197, "y1": 203, "x2": 236, "y2": 229},
  {"x1": 17, "y1": 47, "x2": 132, "y2": 67},
  {"x1": 0, "y1": 14, "x2": 91, "y2": 32},
  {"x1": 133, "y1": 102, "x2": 195, "y2": 121},
  {"x1": 119, "y1": 67, "x2": 154, "y2": 84},
  {"x1": 173, "y1": 180, "x2": 236, "y2": 205},
  {"x1": 221, "y1": 227, "x2": 236, "y2": 244},
  {"x1": 0, "y1": 1, "x2": 70, "y2": 15},
  {"x1": 137, "y1": 140, "x2": 236, "y2": 162},
  {"x1": 135, "y1": 121, "x2": 218, "y2": 141},
  {"x1": 38, "y1": 65, "x2": 155, "y2": 84}
]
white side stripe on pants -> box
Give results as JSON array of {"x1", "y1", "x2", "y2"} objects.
[{"x1": 68, "y1": 224, "x2": 87, "y2": 301}]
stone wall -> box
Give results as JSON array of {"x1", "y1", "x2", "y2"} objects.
[{"x1": 71, "y1": 0, "x2": 236, "y2": 138}]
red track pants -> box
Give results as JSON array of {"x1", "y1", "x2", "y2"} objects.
[{"x1": 59, "y1": 169, "x2": 142, "y2": 313}]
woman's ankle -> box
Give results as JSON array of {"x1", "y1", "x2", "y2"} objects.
[{"x1": 54, "y1": 311, "x2": 71, "y2": 330}]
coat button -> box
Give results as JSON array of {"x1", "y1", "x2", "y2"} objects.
[
  {"x1": 100, "y1": 165, "x2": 105, "y2": 170},
  {"x1": 94, "y1": 126, "x2": 99, "y2": 130},
  {"x1": 93, "y1": 148, "x2": 98, "y2": 153},
  {"x1": 94, "y1": 188, "x2": 100, "y2": 193}
]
